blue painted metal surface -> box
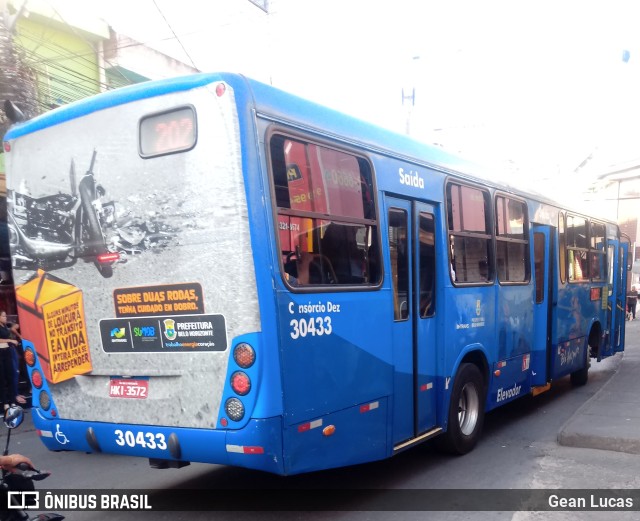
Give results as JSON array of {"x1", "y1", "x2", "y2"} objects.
[{"x1": 7, "y1": 72, "x2": 628, "y2": 475}]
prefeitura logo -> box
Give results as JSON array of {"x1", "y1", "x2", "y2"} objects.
[{"x1": 163, "y1": 318, "x2": 177, "y2": 340}]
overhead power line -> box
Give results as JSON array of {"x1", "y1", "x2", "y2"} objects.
[
  {"x1": 43, "y1": 0, "x2": 132, "y2": 85},
  {"x1": 151, "y1": 0, "x2": 199, "y2": 71},
  {"x1": 10, "y1": 0, "x2": 206, "y2": 113}
]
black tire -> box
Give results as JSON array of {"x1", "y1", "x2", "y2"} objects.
[
  {"x1": 79, "y1": 178, "x2": 104, "y2": 252},
  {"x1": 436, "y1": 363, "x2": 486, "y2": 455},
  {"x1": 96, "y1": 263, "x2": 114, "y2": 278},
  {"x1": 570, "y1": 345, "x2": 590, "y2": 387}
]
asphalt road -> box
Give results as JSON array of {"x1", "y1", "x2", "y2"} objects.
[{"x1": 3, "y1": 346, "x2": 637, "y2": 521}]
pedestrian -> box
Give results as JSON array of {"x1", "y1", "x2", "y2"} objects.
[
  {"x1": 0, "y1": 311, "x2": 22, "y2": 410},
  {"x1": 6, "y1": 321, "x2": 27, "y2": 405},
  {"x1": 628, "y1": 286, "x2": 638, "y2": 320}
]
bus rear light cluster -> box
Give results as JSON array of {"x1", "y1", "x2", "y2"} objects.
[
  {"x1": 225, "y1": 398, "x2": 244, "y2": 421},
  {"x1": 233, "y1": 343, "x2": 255, "y2": 368},
  {"x1": 221, "y1": 342, "x2": 255, "y2": 424}
]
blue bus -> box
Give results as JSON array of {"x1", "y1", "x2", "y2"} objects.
[{"x1": 3, "y1": 72, "x2": 628, "y2": 475}]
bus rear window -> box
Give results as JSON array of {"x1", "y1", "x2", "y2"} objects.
[{"x1": 139, "y1": 106, "x2": 197, "y2": 158}]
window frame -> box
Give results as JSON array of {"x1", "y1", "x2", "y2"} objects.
[
  {"x1": 388, "y1": 207, "x2": 409, "y2": 321},
  {"x1": 589, "y1": 220, "x2": 607, "y2": 282},
  {"x1": 559, "y1": 212, "x2": 567, "y2": 284},
  {"x1": 565, "y1": 212, "x2": 608, "y2": 284},
  {"x1": 566, "y1": 213, "x2": 589, "y2": 283},
  {"x1": 494, "y1": 193, "x2": 530, "y2": 285},
  {"x1": 267, "y1": 127, "x2": 382, "y2": 292},
  {"x1": 445, "y1": 180, "x2": 494, "y2": 286}
]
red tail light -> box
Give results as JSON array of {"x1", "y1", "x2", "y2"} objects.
[
  {"x1": 97, "y1": 252, "x2": 120, "y2": 264},
  {"x1": 230, "y1": 371, "x2": 251, "y2": 396},
  {"x1": 31, "y1": 369, "x2": 43, "y2": 389}
]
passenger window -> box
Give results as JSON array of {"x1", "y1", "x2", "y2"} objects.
[
  {"x1": 446, "y1": 183, "x2": 492, "y2": 284},
  {"x1": 419, "y1": 212, "x2": 436, "y2": 317},
  {"x1": 270, "y1": 134, "x2": 380, "y2": 288},
  {"x1": 559, "y1": 213, "x2": 567, "y2": 283},
  {"x1": 534, "y1": 232, "x2": 545, "y2": 303},
  {"x1": 590, "y1": 222, "x2": 606, "y2": 281},
  {"x1": 566, "y1": 215, "x2": 588, "y2": 283},
  {"x1": 495, "y1": 196, "x2": 529, "y2": 283},
  {"x1": 389, "y1": 209, "x2": 409, "y2": 320}
]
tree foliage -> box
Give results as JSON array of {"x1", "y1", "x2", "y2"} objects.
[{"x1": 0, "y1": 10, "x2": 39, "y2": 141}]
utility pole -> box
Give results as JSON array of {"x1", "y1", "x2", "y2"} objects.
[
  {"x1": 402, "y1": 86, "x2": 415, "y2": 135},
  {"x1": 402, "y1": 56, "x2": 420, "y2": 136}
]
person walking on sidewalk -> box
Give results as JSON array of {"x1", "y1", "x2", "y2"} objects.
[
  {"x1": 628, "y1": 286, "x2": 638, "y2": 320},
  {"x1": 0, "y1": 311, "x2": 23, "y2": 410}
]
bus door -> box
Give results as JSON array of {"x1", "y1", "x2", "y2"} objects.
[
  {"x1": 531, "y1": 225, "x2": 555, "y2": 386},
  {"x1": 603, "y1": 239, "x2": 628, "y2": 357},
  {"x1": 386, "y1": 197, "x2": 439, "y2": 447}
]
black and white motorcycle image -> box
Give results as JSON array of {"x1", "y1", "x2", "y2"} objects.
[{"x1": 7, "y1": 150, "x2": 117, "y2": 278}]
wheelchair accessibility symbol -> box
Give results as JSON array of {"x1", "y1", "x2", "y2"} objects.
[{"x1": 55, "y1": 424, "x2": 69, "y2": 445}]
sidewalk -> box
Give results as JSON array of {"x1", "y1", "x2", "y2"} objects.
[{"x1": 558, "y1": 317, "x2": 640, "y2": 454}]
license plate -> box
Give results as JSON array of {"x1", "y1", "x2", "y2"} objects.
[{"x1": 109, "y1": 378, "x2": 148, "y2": 399}]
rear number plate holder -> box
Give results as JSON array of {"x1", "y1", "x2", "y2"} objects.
[{"x1": 109, "y1": 378, "x2": 148, "y2": 399}]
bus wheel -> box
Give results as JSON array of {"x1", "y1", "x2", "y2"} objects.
[
  {"x1": 436, "y1": 363, "x2": 485, "y2": 455},
  {"x1": 570, "y1": 347, "x2": 590, "y2": 387}
]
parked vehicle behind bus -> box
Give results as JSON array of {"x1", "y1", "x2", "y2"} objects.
[{"x1": 3, "y1": 73, "x2": 628, "y2": 475}]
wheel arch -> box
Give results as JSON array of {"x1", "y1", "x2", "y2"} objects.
[
  {"x1": 588, "y1": 320, "x2": 602, "y2": 358},
  {"x1": 440, "y1": 345, "x2": 490, "y2": 428}
]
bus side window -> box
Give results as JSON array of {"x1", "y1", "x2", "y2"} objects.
[
  {"x1": 320, "y1": 224, "x2": 366, "y2": 284},
  {"x1": 566, "y1": 214, "x2": 588, "y2": 282},
  {"x1": 419, "y1": 212, "x2": 436, "y2": 317},
  {"x1": 389, "y1": 208, "x2": 409, "y2": 320},
  {"x1": 270, "y1": 133, "x2": 380, "y2": 289},
  {"x1": 446, "y1": 182, "x2": 493, "y2": 284},
  {"x1": 495, "y1": 196, "x2": 529, "y2": 283}
]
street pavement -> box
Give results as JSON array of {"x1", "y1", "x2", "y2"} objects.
[{"x1": 558, "y1": 314, "x2": 640, "y2": 454}]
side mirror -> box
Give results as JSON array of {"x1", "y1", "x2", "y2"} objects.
[{"x1": 4, "y1": 406, "x2": 24, "y2": 429}]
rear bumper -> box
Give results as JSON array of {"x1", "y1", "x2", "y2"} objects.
[{"x1": 31, "y1": 408, "x2": 285, "y2": 475}]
